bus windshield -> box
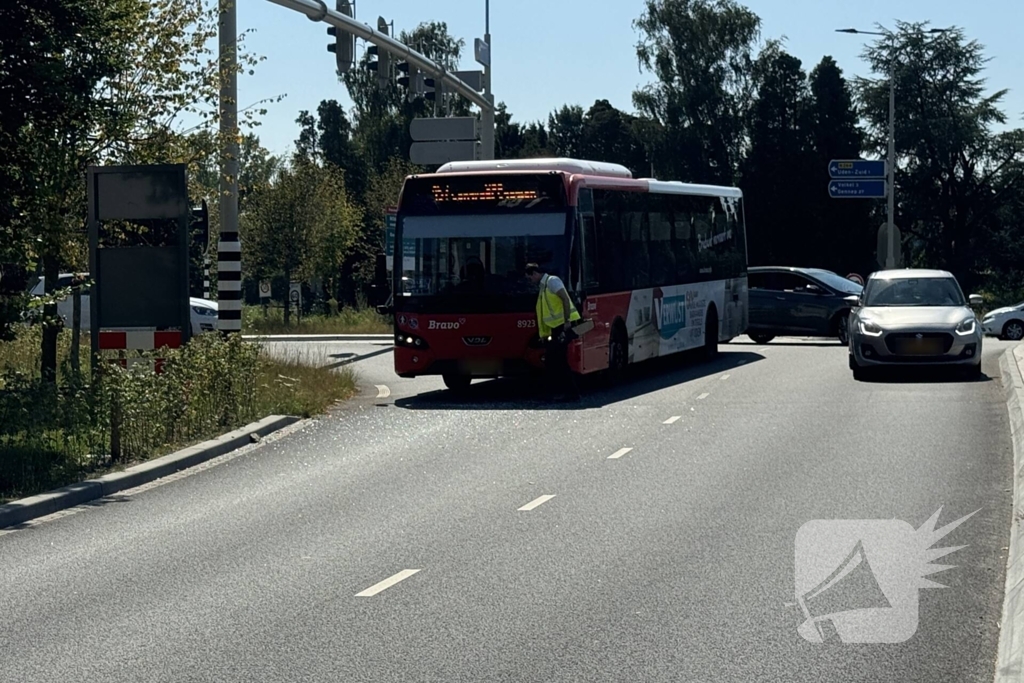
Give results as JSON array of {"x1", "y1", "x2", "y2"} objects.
[
  {"x1": 395, "y1": 173, "x2": 571, "y2": 307},
  {"x1": 398, "y1": 213, "x2": 567, "y2": 297}
]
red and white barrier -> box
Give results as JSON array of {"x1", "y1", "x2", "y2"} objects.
[{"x1": 99, "y1": 329, "x2": 182, "y2": 374}]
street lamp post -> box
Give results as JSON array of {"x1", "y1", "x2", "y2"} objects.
[{"x1": 837, "y1": 26, "x2": 949, "y2": 270}]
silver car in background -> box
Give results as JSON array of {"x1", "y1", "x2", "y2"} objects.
[{"x1": 847, "y1": 269, "x2": 983, "y2": 380}]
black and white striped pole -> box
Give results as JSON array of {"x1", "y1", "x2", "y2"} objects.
[
  {"x1": 203, "y1": 254, "x2": 210, "y2": 299},
  {"x1": 218, "y1": 0, "x2": 242, "y2": 333}
]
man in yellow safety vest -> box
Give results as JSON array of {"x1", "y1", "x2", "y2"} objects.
[{"x1": 526, "y1": 263, "x2": 581, "y2": 401}]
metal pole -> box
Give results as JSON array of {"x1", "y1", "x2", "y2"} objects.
[
  {"x1": 886, "y1": 68, "x2": 896, "y2": 269},
  {"x1": 218, "y1": 0, "x2": 242, "y2": 332},
  {"x1": 480, "y1": 0, "x2": 494, "y2": 159},
  {"x1": 267, "y1": 0, "x2": 491, "y2": 111}
]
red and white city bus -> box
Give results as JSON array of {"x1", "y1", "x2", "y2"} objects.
[{"x1": 384, "y1": 158, "x2": 748, "y2": 390}]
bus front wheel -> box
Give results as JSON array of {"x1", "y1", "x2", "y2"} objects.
[{"x1": 442, "y1": 374, "x2": 471, "y2": 392}]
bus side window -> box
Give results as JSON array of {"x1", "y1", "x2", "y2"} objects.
[{"x1": 581, "y1": 214, "x2": 599, "y2": 292}]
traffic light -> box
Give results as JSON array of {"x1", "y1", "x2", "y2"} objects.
[
  {"x1": 397, "y1": 62, "x2": 424, "y2": 102},
  {"x1": 423, "y1": 77, "x2": 436, "y2": 101},
  {"x1": 326, "y1": 1, "x2": 355, "y2": 73},
  {"x1": 191, "y1": 199, "x2": 209, "y2": 253},
  {"x1": 365, "y1": 17, "x2": 391, "y2": 88}
]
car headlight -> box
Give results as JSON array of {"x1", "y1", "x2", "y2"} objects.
[
  {"x1": 859, "y1": 320, "x2": 883, "y2": 336},
  {"x1": 956, "y1": 317, "x2": 977, "y2": 335},
  {"x1": 982, "y1": 315, "x2": 994, "y2": 324},
  {"x1": 191, "y1": 305, "x2": 217, "y2": 317}
]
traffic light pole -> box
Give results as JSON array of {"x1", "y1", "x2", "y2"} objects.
[
  {"x1": 218, "y1": 0, "x2": 241, "y2": 333},
  {"x1": 267, "y1": 0, "x2": 495, "y2": 117},
  {"x1": 480, "y1": 0, "x2": 494, "y2": 160}
]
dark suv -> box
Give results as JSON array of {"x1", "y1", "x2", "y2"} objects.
[{"x1": 746, "y1": 266, "x2": 863, "y2": 345}]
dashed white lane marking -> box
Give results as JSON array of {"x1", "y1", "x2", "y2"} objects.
[
  {"x1": 697, "y1": 392, "x2": 710, "y2": 400},
  {"x1": 608, "y1": 447, "x2": 633, "y2": 460},
  {"x1": 663, "y1": 416, "x2": 682, "y2": 424},
  {"x1": 355, "y1": 569, "x2": 421, "y2": 597},
  {"x1": 518, "y1": 495, "x2": 556, "y2": 511},
  {"x1": 375, "y1": 385, "x2": 391, "y2": 398},
  {"x1": 720, "y1": 374, "x2": 731, "y2": 381}
]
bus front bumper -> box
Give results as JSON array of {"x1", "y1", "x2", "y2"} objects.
[{"x1": 395, "y1": 346, "x2": 544, "y2": 378}]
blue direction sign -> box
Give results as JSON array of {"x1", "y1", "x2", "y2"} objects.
[
  {"x1": 828, "y1": 180, "x2": 886, "y2": 199},
  {"x1": 829, "y1": 159, "x2": 886, "y2": 179}
]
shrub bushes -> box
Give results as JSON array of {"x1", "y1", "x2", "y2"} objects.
[{"x1": 0, "y1": 327, "x2": 354, "y2": 501}]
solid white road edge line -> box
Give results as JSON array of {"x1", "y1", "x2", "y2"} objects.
[
  {"x1": 518, "y1": 495, "x2": 556, "y2": 511},
  {"x1": 355, "y1": 569, "x2": 421, "y2": 597}
]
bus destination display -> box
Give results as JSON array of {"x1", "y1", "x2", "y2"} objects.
[{"x1": 401, "y1": 174, "x2": 565, "y2": 215}]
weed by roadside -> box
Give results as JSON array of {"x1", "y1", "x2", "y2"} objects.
[
  {"x1": 0, "y1": 326, "x2": 355, "y2": 503},
  {"x1": 243, "y1": 304, "x2": 391, "y2": 335}
]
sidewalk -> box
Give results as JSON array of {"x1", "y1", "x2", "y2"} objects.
[{"x1": 996, "y1": 344, "x2": 1024, "y2": 681}]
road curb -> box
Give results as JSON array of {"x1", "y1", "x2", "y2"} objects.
[
  {"x1": 243, "y1": 334, "x2": 393, "y2": 343},
  {"x1": 0, "y1": 415, "x2": 300, "y2": 530},
  {"x1": 996, "y1": 345, "x2": 1024, "y2": 682}
]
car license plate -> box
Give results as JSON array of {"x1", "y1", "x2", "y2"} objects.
[{"x1": 902, "y1": 339, "x2": 941, "y2": 355}]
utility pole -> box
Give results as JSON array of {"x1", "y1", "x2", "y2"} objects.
[
  {"x1": 218, "y1": 0, "x2": 241, "y2": 333},
  {"x1": 480, "y1": 0, "x2": 495, "y2": 160},
  {"x1": 886, "y1": 72, "x2": 896, "y2": 268}
]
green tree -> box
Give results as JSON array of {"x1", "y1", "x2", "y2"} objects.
[
  {"x1": 341, "y1": 21, "x2": 466, "y2": 173},
  {"x1": 294, "y1": 100, "x2": 365, "y2": 199},
  {"x1": 0, "y1": 0, "x2": 129, "y2": 341},
  {"x1": 857, "y1": 22, "x2": 1024, "y2": 288},
  {"x1": 547, "y1": 105, "x2": 585, "y2": 159},
  {"x1": 806, "y1": 56, "x2": 872, "y2": 275},
  {"x1": 494, "y1": 102, "x2": 527, "y2": 159},
  {"x1": 633, "y1": 0, "x2": 761, "y2": 184},
  {"x1": 242, "y1": 160, "x2": 361, "y2": 321},
  {"x1": 12, "y1": 0, "x2": 269, "y2": 380},
  {"x1": 740, "y1": 41, "x2": 815, "y2": 267}
]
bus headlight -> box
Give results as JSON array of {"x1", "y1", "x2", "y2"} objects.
[{"x1": 395, "y1": 332, "x2": 429, "y2": 349}]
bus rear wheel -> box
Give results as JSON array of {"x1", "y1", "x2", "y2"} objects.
[
  {"x1": 442, "y1": 374, "x2": 471, "y2": 392},
  {"x1": 607, "y1": 326, "x2": 627, "y2": 385},
  {"x1": 703, "y1": 308, "x2": 719, "y2": 361}
]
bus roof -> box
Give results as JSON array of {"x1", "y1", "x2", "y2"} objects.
[
  {"x1": 646, "y1": 179, "x2": 743, "y2": 199},
  {"x1": 434, "y1": 157, "x2": 633, "y2": 179}
]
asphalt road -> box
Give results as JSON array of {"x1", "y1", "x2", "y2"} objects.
[{"x1": 0, "y1": 337, "x2": 1016, "y2": 682}]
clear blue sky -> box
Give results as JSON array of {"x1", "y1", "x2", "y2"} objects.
[{"x1": 241, "y1": 0, "x2": 1024, "y2": 158}]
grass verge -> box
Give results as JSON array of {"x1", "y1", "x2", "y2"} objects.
[
  {"x1": 243, "y1": 304, "x2": 391, "y2": 335},
  {"x1": 0, "y1": 325, "x2": 355, "y2": 503}
]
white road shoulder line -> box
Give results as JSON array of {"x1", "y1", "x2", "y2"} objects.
[
  {"x1": 663, "y1": 416, "x2": 681, "y2": 424},
  {"x1": 608, "y1": 447, "x2": 633, "y2": 460},
  {"x1": 518, "y1": 494, "x2": 556, "y2": 511},
  {"x1": 697, "y1": 392, "x2": 710, "y2": 400},
  {"x1": 355, "y1": 569, "x2": 421, "y2": 597},
  {"x1": 720, "y1": 374, "x2": 731, "y2": 381}
]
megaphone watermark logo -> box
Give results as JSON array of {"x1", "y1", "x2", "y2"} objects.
[{"x1": 791, "y1": 507, "x2": 979, "y2": 644}]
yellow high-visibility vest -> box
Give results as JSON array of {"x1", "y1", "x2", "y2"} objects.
[{"x1": 536, "y1": 274, "x2": 580, "y2": 337}]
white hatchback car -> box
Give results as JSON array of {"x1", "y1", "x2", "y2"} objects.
[
  {"x1": 29, "y1": 274, "x2": 219, "y2": 336},
  {"x1": 981, "y1": 301, "x2": 1024, "y2": 341}
]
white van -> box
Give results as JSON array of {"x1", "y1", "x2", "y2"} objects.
[{"x1": 28, "y1": 273, "x2": 219, "y2": 336}]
